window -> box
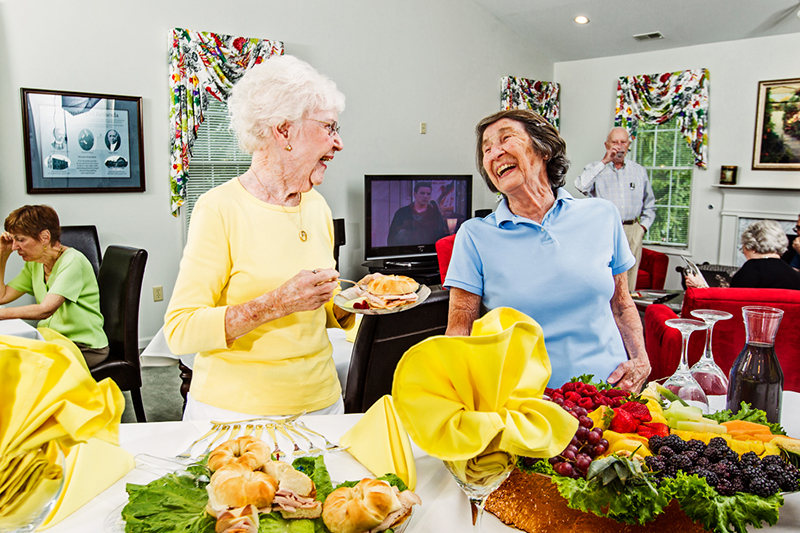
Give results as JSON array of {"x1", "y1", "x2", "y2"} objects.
[
  {"x1": 631, "y1": 117, "x2": 694, "y2": 247},
  {"x1": 184, "y1": 99, "x2": 251, "y2": 231}
]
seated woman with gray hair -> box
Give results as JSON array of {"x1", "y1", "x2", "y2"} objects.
[
  {"x1": 686, "y1": 219, "x2": 800, "y2": 290},
  {"x1": 165, "y1": 55, "x2": 360, "y2": 420}
]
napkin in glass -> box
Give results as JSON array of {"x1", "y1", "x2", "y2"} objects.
[
  {"x1": 391, "y1": 307, "x2": 577, "y2": 461},
  {"x1": 339, "y1": 395, "x2": 416, "y2": 490},
  {"x1": 0, "y1": 334, "x2": 133, "y2": 527}
]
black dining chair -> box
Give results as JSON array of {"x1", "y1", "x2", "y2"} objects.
[
  {"x1": 60, "y1": 225, "x2": 102, "y2": 277},
  {"x1": 344, "y1": 288, "x2": 450, "y2": 413},
  {"x1": 90, "y1": 245, "x2": 148, "y2": 422},
  {"x1": 333, "y1": 218, "x2": 346, "y2": 271}
]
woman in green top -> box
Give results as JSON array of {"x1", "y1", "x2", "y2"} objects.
[{"x1": 0, "y1": 205, "x2": 108, "y2": 366}]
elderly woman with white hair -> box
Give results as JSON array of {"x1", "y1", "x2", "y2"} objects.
[
  {"x1": 686, "y1": 219, "x2": 800, "y2": 290},
  {"x1": 165, "y1": 55, "x2": 357, "y2": 420}
]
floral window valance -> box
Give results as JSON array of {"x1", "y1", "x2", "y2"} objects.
[
  {"x1": 615, "y1": 68, "x2": 709, "y2": 169},
  {"x1": 501, "y1": 76, "x2": 560, "y2": 130},
  {"x1": 169, "y1": 28, "x2": 283, "y2": 215}
]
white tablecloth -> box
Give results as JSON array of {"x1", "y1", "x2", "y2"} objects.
[
  {"x1": 41, "y1": 392, "x2": 800, "y2": 533},
  {"x1": 140, "y1": 326, "x2": 355, "y2": 391},
  {"x1": 0, "y1": 318, "x2": 44, "y2": 340}
]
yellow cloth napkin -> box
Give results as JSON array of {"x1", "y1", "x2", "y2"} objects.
[
  {"x1": 392, "y1": 307, "x2": 578, "y2": 461},
  {"x1": 38, "y1": 438, "x2": 134, "y2": 529},
  {"x1": 37, "y1": 328, "x2": 89, "y2": 372},
  {"x1": 0, "y1": 334, "x2": 131, "y2": 527},
  {"x1": 339, "y1": 395, "x2": 416, "y2": 490}
]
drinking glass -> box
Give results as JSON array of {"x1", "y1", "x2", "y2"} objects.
[
  {"x1": 689, "y1": 309, "x2": 733, "y2": 402},
  {"x1": 443, "y1": 450, "x2": 516, "y2": 531},
  {"x1": 664, "y1": 318, "x2": 709, "y2": 412}
]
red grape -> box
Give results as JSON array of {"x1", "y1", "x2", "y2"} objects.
[
  {"x1": 586, "y1": 431, "x2": 601, "y2": 445},
  {"x1": 554, "y1": 462, "x2": 574, "y2": 477}
]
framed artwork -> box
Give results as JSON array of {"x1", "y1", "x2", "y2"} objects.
[
  {"x1": 752, "y1": 77, "x2": 800, "y2": 170},
  {"x1": 720, "y1": 165, "x2": 738, "y2": 185},
  {"x1": 21, "y1": 88, "x2": 146, "y2": 193}
]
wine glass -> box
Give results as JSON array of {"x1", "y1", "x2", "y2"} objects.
[
  {"x1": 443, "y1": 450, "x2": 517, "y2": 531},
  {"x1": 689, "y1": 309, "x2": 732, "y2": 405},
  {"x1": 664, "y1": 318, "x2": 710, "y2": 412}
]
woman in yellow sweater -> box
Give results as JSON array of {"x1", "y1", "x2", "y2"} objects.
[{"x1": 164, "y1": 55, "x2": 357, "y2": 419}]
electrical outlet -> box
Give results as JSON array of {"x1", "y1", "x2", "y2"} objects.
[
  {"x1": 420, "y1": 122, "x2": 427, "y2": 134},
  {"x1": 153, "y1": 286, "x2": 164, "y2": 302}
]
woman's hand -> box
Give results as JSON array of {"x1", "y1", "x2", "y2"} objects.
[
  {"x1": 274, "y1": 269, "x2": 340, "y2": 315},
  {"x1": 0, "y1": 232, "x2": 14, "y2": 257},
  {"x1": 607, "y1": 357, "x2": 650, "y2": 392},
  {"x1": 685, "y1": 272, "x2": 708, "y2": 288}
]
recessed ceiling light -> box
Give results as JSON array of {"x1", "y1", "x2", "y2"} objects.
[{"x1": 574, "y1": 15, "x2": 589, "y2": 25}]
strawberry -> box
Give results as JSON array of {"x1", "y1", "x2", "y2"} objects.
[
  {"x1": 618, "y1": 401, "x2": 652, "y2": 422},
  {"x1": 639, "y1": 422, "x2": 669, "y2": 437},
  {"x1": 609, "y1": 408, "x2": 639, "y2": 433}
]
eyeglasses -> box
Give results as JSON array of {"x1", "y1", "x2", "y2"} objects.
[{"x1": 306, "y1": 118, "x2": 340, "y2": 137}]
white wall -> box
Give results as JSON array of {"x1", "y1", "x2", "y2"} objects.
[
  {"x1": 0, "y1": 0, "x2": 553, "y2": 345},
  {"x1": 555, "y1": 33, "x2": 800, "y2": 288}
]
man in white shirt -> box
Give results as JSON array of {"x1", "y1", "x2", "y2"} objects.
[{"x1": 575, "y1": 127, "x2": 656, "y2": 292}]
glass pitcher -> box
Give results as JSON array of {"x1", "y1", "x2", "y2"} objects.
[{"x1": 725, "y1": 306, "x2": 784, "y2": 423}]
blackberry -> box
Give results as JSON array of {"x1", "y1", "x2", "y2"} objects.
[
  {"x1": 701, "y1": 470, "x2": 720, "y2": 487},
  {"x1": 660, "y1": 434, "x2": 686, "y2": 453},
  {"x1": 711, "y1": 462, "x2": 732, "y2": 480},
  {"x1": 716, "y1": 479, "x2": 735, "y2": 496},
  {"x1": 704, "y1": 445, "x2": 727, "y2": 463},
  {"x1": 724, "y1": 448, "x2": 740, "y2": 464},
  {"x1": 685, "y1": 439, "x2": 706, "y2": 455},
  {"x1": 648, "y1": 435, "x2": 665, "y2": 453},
  {"x1": 708, "y1": 437, "x2": 728, "y2": 449},
  {"x1": 764, "y1": 463, "x2": 800, "y2": 492},
  {"x1": 645, "y1": 455, "x2": 667, "y2": 473},
  {"x1": 740, "y1": 465, "x2": 760, "y2": 482},
  {"x1": 682, "y1": 450, "x2": 699, "y2": 463},
  {"x1": 740, "y1": 451, "x2": 761, "y2": 469},
  {"x1": 761, "y1": 455, "x2": 785, "y2": 468},
  {"x1": 729, "y1": 476, "x2": 746, "y2": 494},
  {"x1": 749, "y1": 476, "x2": 780, "y2": 497},
  {"x1": 671, "y1": 454, "x2": 693, "y2": 472},
  {"x1": 695, "y1": 457, "x2": 711, "y2": 469},
  {"x1": 658, "y1": 446, "x2": 676, "y2": 458}
]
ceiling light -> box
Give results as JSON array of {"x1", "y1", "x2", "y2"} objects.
[{"x1": 574, "y1": 15, "x2": 589, "y2": 25}]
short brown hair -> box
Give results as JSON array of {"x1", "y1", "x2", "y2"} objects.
[
  {"x1": 4, "y1": 205, "x2": 61, "y2": 244},
  {"x1": 475, "y1": 109, "x2": 570, "y2": 193}
]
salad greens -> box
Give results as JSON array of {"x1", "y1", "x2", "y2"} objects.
[
  {"x1": 513, "y1": 455, "x2": 784, "y2": 533},
  {"x1": 703, "y1": 401, "x2": 787, "y2": 435}
]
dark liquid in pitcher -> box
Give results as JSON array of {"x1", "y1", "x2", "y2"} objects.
[{"x1": 726, "y1": 342, "x2": 783, "y2": 423}]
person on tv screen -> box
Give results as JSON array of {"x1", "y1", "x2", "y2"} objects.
[{"x1": 386, "y1": 181, "x2": 448, "y2": 246}]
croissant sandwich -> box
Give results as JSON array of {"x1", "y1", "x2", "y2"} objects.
[
  {"x1": 363, "y1": 275, "x2": 419, "y2": 309},
  {"x1": 322, "y1": 478, "x2": 421, "y2": 533}
]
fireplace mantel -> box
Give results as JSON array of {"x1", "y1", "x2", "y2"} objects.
[{"x1": 717, "y1": 186, "x2": 800, "y2": 265}]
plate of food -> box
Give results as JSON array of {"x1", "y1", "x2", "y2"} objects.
[
  {"x1": 114, "y1": 436, "x2": 421, "y2": 533},
  {"x1": 335, "y1": 275, "x2": 431, "y2": 315}
]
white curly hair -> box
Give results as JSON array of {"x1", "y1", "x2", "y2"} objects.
[{"x1": 227, "y1": 55, "x2": 345, "y2": 153}]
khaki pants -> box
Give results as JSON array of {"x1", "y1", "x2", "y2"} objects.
[{"x1": 623, "y1": 223, "x2": 645, "y2": 293}]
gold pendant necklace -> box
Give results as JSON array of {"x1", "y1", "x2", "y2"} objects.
[{"x1": 252, "y1": 168, "x2": 308, "y2": 242}]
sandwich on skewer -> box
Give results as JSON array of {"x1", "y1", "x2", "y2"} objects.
[{"x1": 357, "y1": 275, "x2": 420, "y2": 310}]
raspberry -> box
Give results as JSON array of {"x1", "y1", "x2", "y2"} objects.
[
  {"x1": 577, "y1": 397, "x2": 595, "y2": 410},
  {"x1": 565, "y1": 391, "x2": 582, "y2": 402},
  {"x1": 582, "y1": 384, "x2": 598, "y2": 395}
]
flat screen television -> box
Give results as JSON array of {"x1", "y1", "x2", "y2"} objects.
[{"x1": 365, "y1": 174, "x2": 472, "y2": 262}]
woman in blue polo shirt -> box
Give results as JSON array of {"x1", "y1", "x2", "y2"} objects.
[{"x1": 444, "y1": 109, "x2": 650, "y2": 392}]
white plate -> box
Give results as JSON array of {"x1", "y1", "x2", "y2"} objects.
[{"x1": 334, "y1": 285, "x2": 431, "y2": 315}]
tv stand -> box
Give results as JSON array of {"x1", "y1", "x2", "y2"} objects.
[{"x1": 363, "y1": 259, "x2": 442, "y2": 286}]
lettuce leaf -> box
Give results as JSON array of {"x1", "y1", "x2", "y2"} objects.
[
  {"x1": 123, "y1": 472, "x2": 215, "y2": 533},
  {"x1": 334, "y1": 473, "x2": 408, "y2": 492},
  {"x1": 291, "y1": 456, "x2": 334, "y2": 501},
  {"x1": 663, "y1": 472, "x2": 783, "y2": 533},
  {"x1": 552, "y1": 472, "x2": 670, "y2": 525}
]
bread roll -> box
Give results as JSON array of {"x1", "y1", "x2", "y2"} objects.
[
  {"x1": 207, "y1": 436, "x2": 272, "y2": 472},
  {"x1": 206, "y1": 463, "x2": 279, "y2": 510},
  {"x1": 322, "y1": 479, "x2": 402, "y2": 533},
  {"x1": 261, "y1": 460, "x2": 316, "y2": 497},
  {"x1": 367, "y1": 275, "x2": 419, "y2": 296}
]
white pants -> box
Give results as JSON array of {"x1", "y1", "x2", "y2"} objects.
[
  {"x1": 183, "y1": 392, "x2": 344, "y2": 421},
  {"x1": 624, "y1": 223, "x2": 645, "y2": 293}
]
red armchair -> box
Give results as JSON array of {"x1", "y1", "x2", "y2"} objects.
[
  {"x1": 636, "y1": 247, "x2": 668, "y2": 290},
  {"x1": 435, "y1": 234, "x2": 456, "y2": 285},
  {"x1": 644, "y1": 288, "x2": 800, "y2": 392}
]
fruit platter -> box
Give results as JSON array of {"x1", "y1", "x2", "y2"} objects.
[{"x1": 484, "y1": 376, "x2": 800, "y2": 533}]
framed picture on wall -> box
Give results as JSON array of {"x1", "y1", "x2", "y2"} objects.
[
  {"x1": 719, "y1": 165, "x2": 738, "y2": 185},
  {"x1": 751, "y1": 77, "x2": 800, "y2": 170},
  {"x1": 21, "y1": 88, "x2": 146, "y2": 193}
]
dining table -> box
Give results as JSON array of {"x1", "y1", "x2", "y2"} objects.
[
  {"x1": 0, "y1": 318, "x2": 44, "y2": 340},
  {"x1": 41, "y1": 392, "x2": 800, "y2": 533}
]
